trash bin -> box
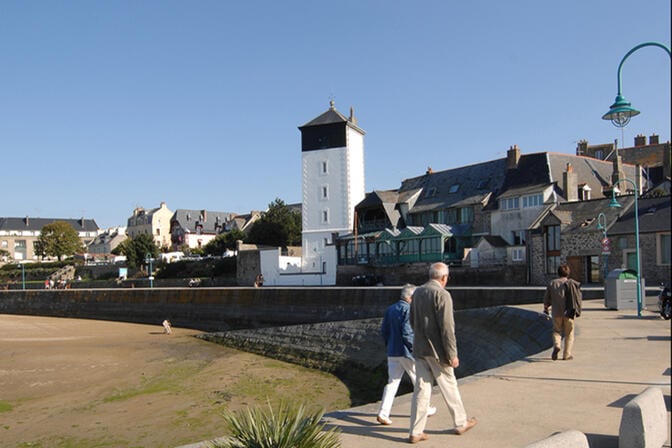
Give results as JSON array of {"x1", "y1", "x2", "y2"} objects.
[{"x1": 604, "y1": 269, "x2": 645, "y2": 310}]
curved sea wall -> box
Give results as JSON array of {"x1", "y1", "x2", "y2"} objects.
[{"x1": 198, "y1": 306, "x2": 552, "y2": 404}]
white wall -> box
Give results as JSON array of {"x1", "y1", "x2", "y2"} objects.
[{"x1": 260, "y1": 246, "x2": 337, "y2": 286}]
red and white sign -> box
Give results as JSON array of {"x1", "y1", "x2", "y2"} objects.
[{"x1": 601, "y1": 237, "x2": 611, "y2": 254}]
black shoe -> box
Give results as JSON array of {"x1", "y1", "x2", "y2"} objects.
[{"x1": 551, "y1": 348, "x2": 559, "y2": 361}]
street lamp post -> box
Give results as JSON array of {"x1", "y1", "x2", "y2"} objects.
[
  {"x1": 596, "y1": 213, "x2": 610, "y2": 280},
  {"x1": 602, "y1": 41, "x2": 671, "y2": 129},
  {"x1": 21, "y1": 263, "x2": 26, "y2": 290},
  {"x1": 609, "y1": 178, "x2": 642, "y2": 317},
  {"x1": 145, "y1": 253, "x2": 154, "y2": 288}
]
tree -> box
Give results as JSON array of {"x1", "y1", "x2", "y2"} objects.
[
  {"x1": 247, "y1": 198, "x2": 301, "y2": 249},
  {"x1": 203, "y1": 228, "x2": 246, "y2": 256},
  {"x1": 35, "y1": 221, "x2": 84, "y2": 261},
  {"x1": 115, "y1": 233, "x2": 158, "y2": 268}
]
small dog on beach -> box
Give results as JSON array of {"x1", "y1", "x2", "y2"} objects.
[{"x1": 162, "y1": 319, "x2": 172, "y2": 335}]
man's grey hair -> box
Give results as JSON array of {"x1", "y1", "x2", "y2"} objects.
[
  {"x1": 429, "y1": 262, "x2": 449, "y2": 280},
  {"x1": 400, "y1": 283, "x2": 416, "y2": 299}
]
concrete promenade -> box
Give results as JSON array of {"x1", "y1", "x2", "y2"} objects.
[{"x1": 324, "y1": 299, "x2": 671, "y2": 448}]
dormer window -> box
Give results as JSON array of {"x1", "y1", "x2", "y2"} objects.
[
  {"x1": 578, "y1": 184, "x2": 591, "y2": 201},
  {"x1": 448, "y1": 184, "x2": 460, "y2": 193},
  {"x1": 477, "y1": 179, "x2": 489, "y2": 190},
  {"x1": 425, "y1": 187, "x2": 437, "y2": 198}
]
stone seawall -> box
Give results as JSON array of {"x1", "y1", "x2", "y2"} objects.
[
  {"x1": 198, "y1": 306, "x2": 553, "y2": 404},
  {"x1": 0, "y1": 286, "x2": 603, "y2": 332}
]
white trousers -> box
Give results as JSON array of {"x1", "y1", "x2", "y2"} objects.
[
  {"x1": 410, "y1": 356, "x2": 467, "y2": 436},
  {"x1": 378, "y1": 356, "x2": 416, "y2": 419}
]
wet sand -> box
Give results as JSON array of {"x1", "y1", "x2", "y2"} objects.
[{"x1": 0, "y1": 314, "x2": 350, "y2": 448}]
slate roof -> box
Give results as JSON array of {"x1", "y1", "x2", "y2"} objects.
[
  {"x1": 400, "y1": 158, "x2": 508, "y2": 214},
  {"x1": 171, "y1": 210, "x2": 237, "y2": 234},
  {"x1": 0, "y1": 217, "x2": 99, "y2": 232},
  {"x1": 298, "y1": 102, "x2": 365, "y2": 134},
  {"x1": 479, "y1": 235, "x2": 510, "y2": 247},
  {"x1": 608, "y1": 195, "x2": 671, "y2": 235},
  {"x1": 535, "y1": 197, "x2": 626, "y2": 234},
  {"x1": 501, "y1": 152, "x2": 639, "y2": 201}
]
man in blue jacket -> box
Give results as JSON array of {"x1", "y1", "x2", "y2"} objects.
[{"x1": 377, "y1": 284, "x2": 436, "y2": 425}]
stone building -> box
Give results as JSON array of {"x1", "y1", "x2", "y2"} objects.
[
  {"x1": 528, "y1": 194, "x2": 671, "y2": 286},
  {"x1": 126, "y1": 201, "x2": 173, "y2": 250}
]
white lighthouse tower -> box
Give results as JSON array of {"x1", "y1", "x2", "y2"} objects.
[{"x1": 298, "y1": 101, "x2": 366, "y2": 278}]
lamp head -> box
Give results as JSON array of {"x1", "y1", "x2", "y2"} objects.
[
  {"x1": 602, "y1": 94, "x2": 640, "y2": 128},
  {"x1": 609, "y1": 196, "x2": 623, "y2": 208}
]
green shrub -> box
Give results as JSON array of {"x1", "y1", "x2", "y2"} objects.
[{"x1": 209, "y1": 401, "x2": 340, "y2": 448}]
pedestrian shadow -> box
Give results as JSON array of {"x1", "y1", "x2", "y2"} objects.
[
  {"x1": 323, "y1": 410, "x2": 408, "y2": 443},
  {"x1": 584, "y1": 433, "x2": 618, "y2": 448}
]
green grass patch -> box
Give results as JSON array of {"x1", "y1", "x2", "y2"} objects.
[
  {"x1": 0, "y1": 400, "x2": 13, "y2": 413},
  {"x1": 102, "y1": 364, "x2": 202, "y2": 403}
]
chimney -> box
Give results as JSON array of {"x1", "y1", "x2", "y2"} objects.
[
  {"x1": 649, "y1": 134, "x2": 659, "y2": 145},
  {"x1": 349, "y1": 106, "x2": 357, "y2": 126},
  {"x1": 563, "y1": 163, "x2": 578, "y2": 202},
  {"x1": 612, "y1": 154, "x2": 625, "y2": 186},
  {"x1": 426, "y1": 166, "x2": 433, "y2": 175},
  {"x1": 576, "y1": 140, "x2": 588, "y2": 156},
  {"x1": 24, "y1": 216, "x2": 29, "y2": 226},
  {"x1": 634, "y1": 134, "x2": 646, "y2": 147},
  {"x1": 507, "y1": 145, "x2": 521, "y2": 169}
]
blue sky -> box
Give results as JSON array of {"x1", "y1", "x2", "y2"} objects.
[{"x1": 1, "y1": 1, "x2": 670, "y2": 229}]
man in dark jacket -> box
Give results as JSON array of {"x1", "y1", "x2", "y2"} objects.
[
  {"x1": 544, "y1": 264, "x2": 581, "y2": 361},
  {"x1": 408, "y1": 263, "x2": 477, "y2": 443},
  {"x1": 377, "y1": 284, "x2": 436, "y2": 425}
]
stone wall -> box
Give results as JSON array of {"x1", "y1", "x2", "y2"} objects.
[
  {"x1": 0, "y1": 286, "x2": 604, "y2": 333},
  {"x1": 337, "y1": 263, "x2": 527, "y2": 286},
  {"x1": 198, "y1": 306, "x2": 553, "y2": 405}
]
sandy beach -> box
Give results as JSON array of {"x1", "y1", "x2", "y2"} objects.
[{"x1": 0, "y1": 314, "x2": 350, "y2": 448}]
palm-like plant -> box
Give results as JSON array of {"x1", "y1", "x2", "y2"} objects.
[{"x1": 209, "y1": 401, "x2": 340, "y2": 448}]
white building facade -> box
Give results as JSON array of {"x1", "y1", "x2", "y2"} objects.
[
  {"x1": 299, "y1": 101, "x2": 365, "y2": 280},
  {"x1": 261, "y1": 101, "x2": 365, "y2": 286}
]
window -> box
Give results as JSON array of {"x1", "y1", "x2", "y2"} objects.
[
  {"x1": 500, "y1": 197, "x2": 519, "y2": 210},
  {"x1": 658, "y1": 233, "x2": 671, "y2": 265},
  {"x1": 545, "y1": 225, "x2": 561, "y2": 274},
  {"x1": 595, "y1": 150, "x2": 604, "y2": 160},
  {"x1": 320, "y1": 161, "x2": 328, "y2": 175},
  {"x1": 444, "y1": 209, "x2": 457, "y2": 224},
  {"x1": 512, "y1": 248, "x2": 524, "y2": 261},
  {"x1": 522, "y1": 194, "x2": 543, "y2": 208},
  {"x1": 321, "y1": 185, "x2": 329, "y2": 200},
  {"x1": 513, "y1": 230, "x2": 526, "y2": 245},
  {"x1": 546, "y1": 225, "x2": 560, "y2": 251},
  {"x1": 477, "y1": 179, "x2": 489, "y2": 190},
  {"x1": 1, "y1": 240, "x2": 7, "y2": 248},
  {"x1": 321, "y1": 209, "x2": 329, "y2": 223},
  {"x1": 458, "y1": 207, "x2": 473, "y2": 223},
  {"x1": 578, "y1": 184, "x2": 591, "y2": 201},
  {"x1": 425, "y1": 187, "x2": 437, "y2": 198},
  {"x1": 448, "y1": 183, "x2": 460, "y2": 193}
]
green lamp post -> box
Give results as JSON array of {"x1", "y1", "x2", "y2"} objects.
[
  {"x1": 602, "y1": 41, "x2": 671, "y2": 128},
  {"x1": 601, "y1": 41, "x2": 670, "y2": 316},
  {"x1": 596, "y1": 212, "x2": 609, "y2": 279},
  {"x1": 609, "y1": 179, "x2": 642, "y2": 317}
]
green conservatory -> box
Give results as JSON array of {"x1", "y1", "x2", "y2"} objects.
[{"x1": 337, "y1": 223, "x2": 469, "y2": 266}]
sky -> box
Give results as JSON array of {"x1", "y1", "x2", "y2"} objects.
[{"x1": 1, "y1": 1, "x2": 670, "y2": 229}]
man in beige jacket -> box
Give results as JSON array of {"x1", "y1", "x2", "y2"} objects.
[{"x1": 408, "y1": 262, "x2": 477, "y2": 443}]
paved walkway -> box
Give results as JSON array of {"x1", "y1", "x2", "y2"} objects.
[{"x1": 324, "y1": 299, "x2": 671, "y2": 448}]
